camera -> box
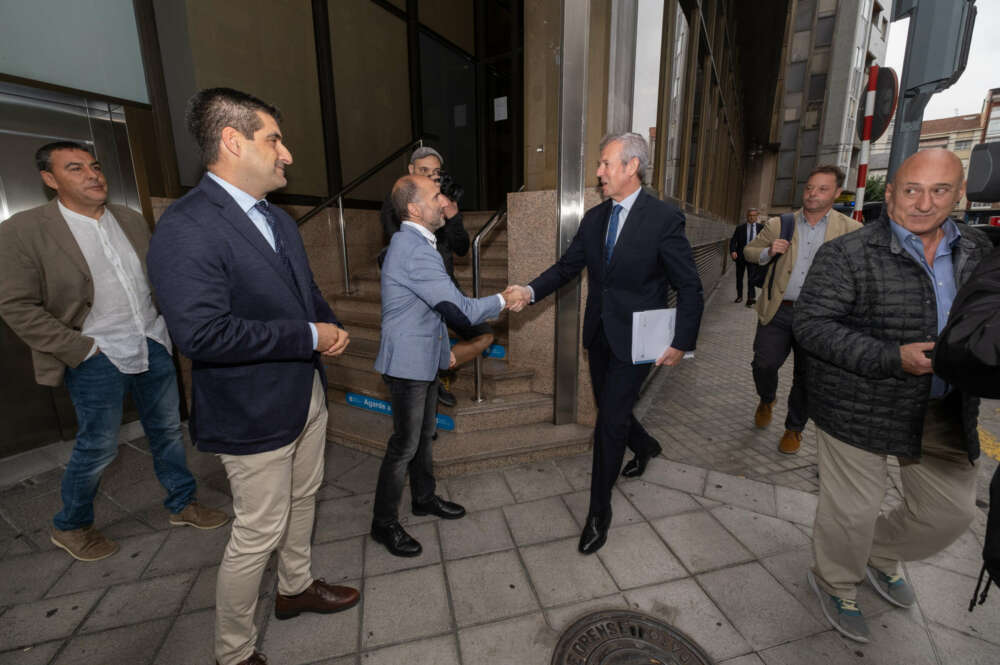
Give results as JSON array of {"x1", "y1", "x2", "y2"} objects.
[{"x1": 436, "y1": 170, "x2": 464, "y2": 205}]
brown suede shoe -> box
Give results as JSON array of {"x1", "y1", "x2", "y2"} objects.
[
  {"x1": 274, "y1": 578, "x2": 360, "y2": 620},
  {"x1": 779, "y1": 429, "x2": 803, "y2": 454},
  {"x1": 217, "y1": 651, "x2": 267, "y2": 665},
  {"x1": 754, "y1": 400, "x2": 775, "y2": 428},
  {"x1": 50, "y1": 525, "x2": 119, "y2": 562},
  {"x1": 169, "y1": 502, "x2": 229, "y2": 530}
]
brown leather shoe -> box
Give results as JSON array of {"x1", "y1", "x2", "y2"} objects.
[
  {"x1": 50, "y1": 526, "x2": 119, "y2": 562},
  {"x1": 754, "y1": 400, "x2": 775, "y2": 428},
  {"x1": 217, "y1": 651, "x2": 267, "y2": 665},
  {"x1": 215, "y1": 651, "x2": 267, "y2": 665},
  {"x1": 169, "y1": 502, "x2": 229, "y2": 530},
  {"x1": 779, "y1": 429, "x2": 802, "y2": 454},
  {"x1": 274, "y1": 578, "x2": 360, "y2": 620}
]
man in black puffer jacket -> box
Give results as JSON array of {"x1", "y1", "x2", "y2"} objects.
[{"x1": 793, "y1": 149, "x2": 993, "y2": 644}]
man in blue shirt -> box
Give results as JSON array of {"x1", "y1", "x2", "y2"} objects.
[{"x1": 793, "y1": 149, "x2": 993, "y2": 644}]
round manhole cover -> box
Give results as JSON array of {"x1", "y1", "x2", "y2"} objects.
[{"x1": 551, "y1": 610, "x2": 714, "y2": 665}]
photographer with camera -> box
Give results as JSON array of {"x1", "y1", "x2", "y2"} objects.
[{"x1": 379, "y1": 147, "x2": 494, "y2": 407}]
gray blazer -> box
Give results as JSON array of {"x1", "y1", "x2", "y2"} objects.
[{"x1": 375, "y1": 224, "x2": 501, "y2": 381}]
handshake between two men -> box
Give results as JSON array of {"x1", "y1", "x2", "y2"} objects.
[{"x1": 497, "y1": 284, "x2": 684, "y2": 367}]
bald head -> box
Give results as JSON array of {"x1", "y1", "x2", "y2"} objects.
[
  {"x1": 886, "y1": 148, "x2": 965, "y2": 238},
  {"x1": 391, "y1": 174, "x2": 444, "y2": 231}
]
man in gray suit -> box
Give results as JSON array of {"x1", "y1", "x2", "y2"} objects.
[{"x1": 371, "y1": 174, "x2": 507, "y2": 557}]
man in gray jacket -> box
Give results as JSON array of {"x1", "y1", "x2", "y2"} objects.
[
  {"x1": 370, "y1": 174, "x2": 507, "y2": 557},
  {"x1": 794, "y1": 149, "x2": 992, "y2": 643}
]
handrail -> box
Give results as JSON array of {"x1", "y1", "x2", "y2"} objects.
[
  {"x1": 470, "y1": 185, "x2": 524, "y2": 403},
  {"x1": 296, "y1": 137, "x2": 425, "y2": 226},
  {"x1": 296, "y1": 137, "x2": 426, "y2": 294}
]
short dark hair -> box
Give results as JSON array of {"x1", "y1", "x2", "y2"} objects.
[
  {"x1": 391, "y1": 176, "x2": 421, "y2": 220},
  {"x1": 808, "y1": 164, "x2": 846, "y2": 189},
  {"x1": 35, "y1": 141, "x2": 94, "y2": 172},
  {"x1": 185, "y1": 87, "x2": 282, "y2": 167}
]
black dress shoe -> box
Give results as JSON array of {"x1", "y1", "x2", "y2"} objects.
[
  {"x1": 412, "y1": 495, "x2": 466, "y2": 520},
  {"x1": 621, "y1": 444, "x2": 662, "y2": 478},
  {"x1": 746, "y1": 298, "x2": 756, "y2": 307},
  {"x1": 578, "y1": 512, "x2": 612, "y2": 554},
  {"x1": 734, "y1": 295, "x2": 743, "y2": 303},
  {"x1": 371, "y1": 521, "x2": 422, "y2": 557}
]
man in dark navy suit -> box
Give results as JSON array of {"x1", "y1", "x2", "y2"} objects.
[
  {"x1": 506, "y1": 132, "x2": 703, "y2": 554},
  {"x1": 148, "y1": 88, "x2": 359, "y2": 665},
  {"x1": 730, "y1": 208, "x2": 764, "y2": 306}
]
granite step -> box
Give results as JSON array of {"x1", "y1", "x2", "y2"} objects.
[
  {"x1": 327, "y1": 386, "x2": 552, "y2": 434},
  {"x1": 325, "y1": 400, "x2": 592, "y2": 476},
  {"x1": 324, "y1": 353, "x2": 532, "y2": 398}
]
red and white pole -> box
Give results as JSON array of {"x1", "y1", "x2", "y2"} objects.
[{"x1": 854, "y1": 64, "x2": 879, "y2": 222}]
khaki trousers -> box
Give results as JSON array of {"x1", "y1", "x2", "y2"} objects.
[
  {"x1": 812, "y1": 401, "x2": 978, "y2": 600},
  {"x1": 215, "y1": 372, "x2": 327, "y2": 665}
]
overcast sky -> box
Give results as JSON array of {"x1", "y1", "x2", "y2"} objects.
[{"x1": 884, "y1": 1, "x2": 999, "y2": 120}]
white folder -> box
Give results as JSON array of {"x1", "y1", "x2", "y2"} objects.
[{"x1": 631, "y1": 308, "x2": 676, "y2": 364}]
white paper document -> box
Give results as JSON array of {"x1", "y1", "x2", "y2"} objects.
[{"x1": 631, "y1": 308, "x2": 676, "y2": 364}]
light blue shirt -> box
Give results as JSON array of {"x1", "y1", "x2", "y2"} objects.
[
  {"x1": 889, "y1": 217, "x2": 961, "y2": 398},
  {"x1": 782, "y1": 212, "x2": 829, "y2": 302},
  {"x1": 605, "y1": 186, "x2": 642, "y2": 246},
  {"x1": 206, "y1": 171, "x2": 317, "y2": 349}
]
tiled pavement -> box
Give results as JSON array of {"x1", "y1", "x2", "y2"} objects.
[
  {"x1": 638, "y1": 268, "x2": 1000, "y2": 505},
  {"x1": 0, "y1": 269, "x2": 998, "y2": 664}
]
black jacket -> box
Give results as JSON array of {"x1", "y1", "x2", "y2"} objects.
[
  {"x1": 528, "y1": 190, "x2": 704, "y2": 361},
  {"x1": 380, "y1": 193, "x2": 469, "y2": 277},
  {"x1": 729, "y1": 221, "x2": 763, "y2": 259},
  {"x1": 933, "y1": 244, "x2": 1000, "y2": 398},
  {"x1": 793, "y1": 218, "x2": 992, "y2": 461}
]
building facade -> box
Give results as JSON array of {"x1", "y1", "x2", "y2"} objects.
[{"x1": 743, "y1": 0, "x2": 892, "y2": 214}]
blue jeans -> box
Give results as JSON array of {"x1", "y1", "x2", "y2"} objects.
[
  {"x1": 372, "y1": 375, "x2": 438, "y2": 526},
  {"x1": 54, "y1": 339, "x2": 195, "y2": 531}
]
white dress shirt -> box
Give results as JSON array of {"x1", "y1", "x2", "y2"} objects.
[{"x1": 59, "y1": 201, "x2": 171, "y2": 374}]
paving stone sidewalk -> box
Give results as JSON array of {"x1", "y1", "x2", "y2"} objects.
[
  {"x1": 2, "y1": 441, "x2": 998, "y2": 665},
  {"x1": 637, "y1": 266, "x2": 1000, "y2": 505},
  {"x1": 0, "y1": 268, "x2": 997, "y2": 665}
]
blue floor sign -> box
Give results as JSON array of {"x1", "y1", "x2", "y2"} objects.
[{"x1": 345, "y1": 392, "x2": 455, "y2": 431}]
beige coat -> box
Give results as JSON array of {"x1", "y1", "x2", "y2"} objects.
[
  {"x1": 0, "y1": 199, "x2": 153, "y2": 386},
  {"x1": 743, "y1": 208, "x2": 861, "y2": 325}
]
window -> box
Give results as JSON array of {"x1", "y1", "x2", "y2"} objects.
[{"x1": 954, "y1": 140, "x2": 972, "y2": 151}]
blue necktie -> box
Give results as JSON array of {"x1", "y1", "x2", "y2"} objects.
[
  {"x1": 255, "y1": 200, "x2": 300, "y2": 293},
  {"x1": 255, "y1": 200, "x2": 284, "y2": 256},
  {"x1": 605, "y1": 204, "x2": 623, "y2": 265}
]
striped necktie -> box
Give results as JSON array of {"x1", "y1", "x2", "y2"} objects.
[{"x1": 255, "y1": 200, "x2": 300, "y2": 293}]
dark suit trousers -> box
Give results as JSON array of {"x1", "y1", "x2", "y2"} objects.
[
  {"x1": 751, "y1": 303, "x2": 809, "y2": 431},
  {"x1": 734, "y1": 258, "x2": 756, "y2": 300},
  {"x1": 587, "y1": 325, "x2": 656, "y2": 517},
  {"x1": 372, "y1": 375, "x2": 438, "y2": 525}
]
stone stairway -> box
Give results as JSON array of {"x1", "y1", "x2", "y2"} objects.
[{"x1": 323, "y1": 210, "x2": 592, "y2": 476}]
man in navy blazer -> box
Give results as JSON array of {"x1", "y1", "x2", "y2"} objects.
[
  {"x1": 370, "y1": 174, "x2": 506, "y2": 557},
  {"x1": 148, "y1": 88, "x2": 358, "y2": 665},
  {"x1": 507, "y1": 132, "x2": 703, "y2": 554}
]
